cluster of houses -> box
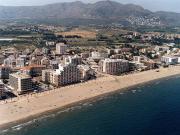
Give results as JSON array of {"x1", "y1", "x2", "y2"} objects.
[{"x1": 0, "y1": 42, "x2": 180, "y2": 99}]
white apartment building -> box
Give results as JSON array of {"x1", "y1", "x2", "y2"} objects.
[
  {"x1": 161, "y1": 56, "x2": 178, "y2": 65},
  {"x1": 42, "y1": 64, "x2": 81, "y2": 86},
  {"x1": 9, "y1": 73, "x2": 33, "y2": 94},
  {"x1": 99, "y1": 59, "x2": 129, "y2": 75},
  {"x1": 56, "y1": 43, "x2": 67, "y2": 55}
]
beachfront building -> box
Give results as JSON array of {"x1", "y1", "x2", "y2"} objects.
[
  {"x1": 56, "y1": 43, "x2": 67, "y2": 55},
  {"x1": 9, "y1": 73, "x2": 33, "y2": 94},
  {"x1": 78, "y1": 65, "x2": 96, "y2": 81},
  {"x1": 133, "y1": 55, "x2": 157, "y2": 70},
  {"x1": 64, "y1": 55, "x2": 82, "y2": 66},
  {"x1": 54, "y1": 64, "x2": 81, "y2": 86},
  {"x1": 99, "y1": 59, "x2": 129, "y2": 75},
  {"x1": 0, "y1": 80, "x2": 5, "y2": 99},
  {"x1": 161, "y1": 56, "x2": 178, "y2": 65},
  {"x1": 142, "y1": 61, "x2": 157, "y2": 70},
  {"x1": 42, "y1": 69, "x2": 55, "y2": 84},
  {"x1": 0, "y1": 66, "x2": 11, "y2": 79},
  {"x1": 42, "y1": 64, "x2": 81, "y2": 86}
]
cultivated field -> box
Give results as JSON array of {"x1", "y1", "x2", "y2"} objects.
[{"x1": 56, "y1": 29, "x2": 97, "y2": 39}]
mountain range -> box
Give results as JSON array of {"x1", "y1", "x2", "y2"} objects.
[{"x1": 0, "y1": 0, "x2": 180, "y2": 26}]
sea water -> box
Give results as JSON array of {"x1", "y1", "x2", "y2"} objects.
[{"x1": 1, "y1": 76, "x2": 180, "y2": 135}]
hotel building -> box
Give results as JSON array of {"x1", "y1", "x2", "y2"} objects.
[
  {"x1": 78, "y1": 65, "x2": 95, "y2": 81},
  {"x1": 42, "y1": 69, "x2": 55, "y2": 84},
  {"x1": 42, "y1": 64, "x2": 81, "y2": 86},
  {"x1": 99, "y1": 59, "x2": 129, "y2": 75},
  {"x1": 55, "y1": 64, "x2": 81, "y2": 86},
  {"x1": 9, "y1": 73, "x2": 33, "y2": 94}
]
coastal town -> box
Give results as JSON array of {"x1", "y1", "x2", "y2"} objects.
[
  {"x1": 0, "y1": 24, "x2": 180, "y2": 100},
  {"x1": 1, "y1": 23, "x2": 180, "y2": 129},
  {"x1": 1, "y1": 1, "x2": 180, "y2": 134}
]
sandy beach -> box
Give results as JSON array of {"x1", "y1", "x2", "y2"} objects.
[{"x1": 1, "y1": 66, "x2": 180, "y2": 129}]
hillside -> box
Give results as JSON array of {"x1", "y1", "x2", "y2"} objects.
[{"x1": 0, "y1": 1, "x2": 179, "y2": 26}]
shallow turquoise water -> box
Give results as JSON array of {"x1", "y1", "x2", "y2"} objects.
[{"x1": 1, "y1": 76, "x2": 180, "y2": 135}]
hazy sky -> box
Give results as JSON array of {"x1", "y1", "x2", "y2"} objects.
[{"x1": 0, "y1": 0, "x2": 179, "y2": 13}]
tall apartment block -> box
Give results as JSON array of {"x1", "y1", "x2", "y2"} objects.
[
  {"x1": 42, "y1": 64, "x2": 81, "y2": 86},
  {"x1": 42, "y1": 69, "x2": 54, "y2": 84},
  {"x1": 56, "y1": 43, "x2": 67, "y2": 55},
  {"x1": 55, "y1": 64, "x2": 81, "y2": 86},
  {"x1": 9, "y1": 73, "x2": 33, "y2": 94},
  {"x1": 99, "y1": 59, "x2": 129, "y2": 75}
]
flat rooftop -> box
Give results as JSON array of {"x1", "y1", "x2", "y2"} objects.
[
  {"x1": 104, "y1": 59, "x2": 129, "y2": 63},
  {"x1": 10, "y1": 73, "x2": 31, "y2": 79}
]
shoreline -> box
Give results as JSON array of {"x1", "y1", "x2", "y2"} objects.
[{"x1": 1, "y1": 66, "x2": 180, "y2": 130}]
